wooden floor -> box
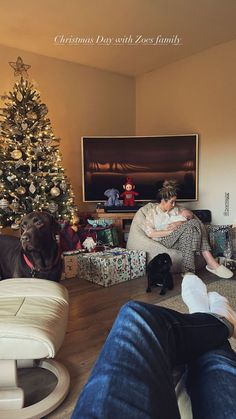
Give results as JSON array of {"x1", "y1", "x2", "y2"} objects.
[{"x1": 47, "y1": 268, "x2": 214, "y2": 418}]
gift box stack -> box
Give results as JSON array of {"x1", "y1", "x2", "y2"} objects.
[{"x1": 77, "y1": 247, "x2": 146, "y2": 287}]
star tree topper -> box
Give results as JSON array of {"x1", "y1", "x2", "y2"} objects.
[{"x1": 9, "y1": 56, "x2": 31, "y2": 77}]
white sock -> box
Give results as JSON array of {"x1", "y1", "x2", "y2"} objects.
[
  {"x1": 181, "y1": 273, "x2": 210, "y2": 313},
  {"x1": 208, "y1": 291, "x2": 236, "y2": 338}
]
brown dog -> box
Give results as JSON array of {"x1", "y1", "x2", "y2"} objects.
[{"x1": 0, "y1": 211, "x2": 62, "y2": 281}]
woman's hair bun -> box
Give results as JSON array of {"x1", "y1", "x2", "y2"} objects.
[
  {"x1": 163, "y1": 180, "x2": 178, "y2": 190},
  {"x1": 157, "y1": 179, "x2": 179, "y2": 202}
]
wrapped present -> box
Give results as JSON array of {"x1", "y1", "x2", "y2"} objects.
[
  {"x1": 62, "y1": 250, "x2": 84, "y2": 279},
  {"x1": 109, "y1": 248, "x2": 146, "y2": 278},
  {"x1": 79, "y1": 225, "x2": 119, "y2": 247},
  {"x1": 96, "y1": 226, "x2": 119, "y2": 246},
  {"x1": 77, "y1": 248, "x2": 146, "y2": 287}
]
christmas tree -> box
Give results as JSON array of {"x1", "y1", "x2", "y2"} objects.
[{"x1": 0, "y1": 57, "x2": 76, "y2": 229}]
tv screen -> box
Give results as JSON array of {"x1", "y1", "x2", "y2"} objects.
[{"x1": 81, "y1": 135, "x2": 198, "y2": 202}]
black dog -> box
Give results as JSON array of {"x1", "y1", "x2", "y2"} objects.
[
  {"x1": 146, "y1": 253, "x2": 173, "y2": 295},
  {"x1": 0, "y1": 211, "x2": 62, "y2": 281}
]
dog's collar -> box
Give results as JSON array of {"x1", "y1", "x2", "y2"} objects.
[{"x1": 23, "y1": 247, "x2": 61, "y2": 277}]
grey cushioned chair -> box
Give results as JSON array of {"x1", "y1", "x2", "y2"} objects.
[{"x1": 126, "y1": 202, "x2": 206, "y2": 273}]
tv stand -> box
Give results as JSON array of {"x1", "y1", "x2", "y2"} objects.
[
  {"x1": 95, "y1": 210, "x2": 137, "y2": 246},
  {"x1": 104, "y1": 205, "x2": 142, "y2": 213}
]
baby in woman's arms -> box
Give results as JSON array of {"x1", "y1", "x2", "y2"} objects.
[{"x1": 158, "y1": 208, "x2": 193, "y2": 230}]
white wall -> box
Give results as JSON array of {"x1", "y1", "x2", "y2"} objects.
[
  {"x1": 136, "y1": 39, "x2": 236, "y2": 224},
  {"x1": 0, "y1": 44, "x2": 136, "y2": 211}
]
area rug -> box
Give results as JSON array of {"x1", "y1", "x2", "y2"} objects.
[{"x1": 158, "y1": 278, "x2": 236, "y2": 350}]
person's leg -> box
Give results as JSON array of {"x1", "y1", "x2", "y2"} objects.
[
  {"x1": 72, "y1": 300, "x2": 230, "y2": 419},
  {"x1": 202, "y1": 250, "x2": 218, "y2": 269},
  {"x1": 196, "y1": 221, "x2": 219, "y2": 269},
  {"x1": 160, "y1": 219, "x2": 201, "y2": 273},
  {"x1": 198, "y1": 220, "x2": 233, "y2": 277},
  {"x1": 186, "y1": 342, "x2": 236, "y2": 419},
  {"x1": 182, "y1": 274, "x2": 236, "y2": 419}
]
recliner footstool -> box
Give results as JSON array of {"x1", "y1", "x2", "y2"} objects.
[{"x1": 0, "y1": 278, "x2": 70, "y2": 419}]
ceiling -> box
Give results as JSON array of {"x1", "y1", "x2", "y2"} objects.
[{"x1": 1, "y1": 0, "x2": 236, "y2": 76}]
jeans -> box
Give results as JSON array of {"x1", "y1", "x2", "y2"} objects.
[{"x1": 72, "y1": 301, "x2": 236, "y2": 419}]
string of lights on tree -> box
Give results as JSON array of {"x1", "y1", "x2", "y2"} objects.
[{"x1": 0, "y1": 56, "x2": 77, "y2": 229}]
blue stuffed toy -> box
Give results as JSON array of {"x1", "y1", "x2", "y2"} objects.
[{"x1": 104, "y1": 188, "x2": 121, "y2": 206}]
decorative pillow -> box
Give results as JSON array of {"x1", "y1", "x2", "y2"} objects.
[{"x1": 207, "y1": 225, "x2": 233, "y2": 258}]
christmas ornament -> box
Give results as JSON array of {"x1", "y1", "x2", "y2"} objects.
[
  {"x1": 29, "y1": 183, "x2": 36, "y2": 194},
  {"x1": 34, "y1": 147, "x2": 42, "y2": 155},
  {"x1": 40, "y1": 104, "x2": 48, "y2": 116},
  {"x1": 48, "y1": 202, "x2": 58, "y2": 213},
  {"x1": 0, "y1": 169, "x2": 3, "y2": 176},
  {"x1": 60, "y1": 180, "x2": 67, "y2": 192},
  {"x1": 41, "y1": 179, "x2": 47, "y2": 187},
  {"x1": 16, "y1": 91, "x2": 23, "y2": 102},
  {"x1": 11, "y1": 200, "x2": 20, "y2": 212},
  {"x1": 11, "y1": 149, "x2": 22, "y2": 160},
  {"x1": 9, "y1": 56, "x2": 31, "y2": 77},
  {"x1": 16, "y1": 186, "x2": 26, "y2": 195},
  {"x1": 26, "y1": 111, "x2": 37, "y2": 120},
  {"x1": 15, "y1": 159, "x2": 24, "y2": 168},
  {"x1": 11, "y1": 126, "x2": 22, "y2": 135},
  {"x1": 21, "y1": 122, "x2": 28, "y2": 130},
  {"x1": 0, "y1": 198, "x2": 9, "y2": 209},
  {"x1": 0, "y1": 182, "x2": 4, "y2": 192},
  {"x1": 50, "y1": 186, "x2": 60, "y2": 197},
  {"x1": 7, "y1": 175, "x2": 16, "y2": 183}
]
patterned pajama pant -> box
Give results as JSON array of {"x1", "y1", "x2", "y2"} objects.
[{"x1": 159, "y1": 219, "x2": 211, "y2": 273}]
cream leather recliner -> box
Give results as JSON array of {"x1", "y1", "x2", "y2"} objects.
[{"x1": 0, "y1": 278, "x2": 70, "y2": 419}]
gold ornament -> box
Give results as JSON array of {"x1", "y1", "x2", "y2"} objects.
[
  {"x1": 11, "y1": 200, "x2": 20, "y2": 212},
  {"x1": 11, "y1": 149, "x2": 23, "y2": 160},
  {"x1": 0, "y1": 169, "x2": 3, "y2": 176},
  {"x1": 16, "y1": 186, "x2": 26, "y2": 195},
  {"x1": 60, "y1": 180, "x2": 67, "y2": 192},
  {"x1": 40, "y1": 104, "x2": 48, "y2": 117},
  {"x1": 9, "y1": 56, "x2": 31, "y2": 77},
  {"x1": 0, "y1": 198, "x2": 9, "y2": 209},
  {"x1": 50, "y1": 186, "x2": 60, "y2": 197},
  {"x1": 26, "y1": 111, "x2": 37, "y2": 120},
  {"x1": 21, "y1": 122, "x2": 28, "y2": 130},
  {"x1": 16, "y1": 91, "x2": 23, "y2": 102},
  {"x1": 0, "y1": 182, "x2": 4, "y2": 192},
  {"x1": 29, "y1": 182, "x2": 36, "y2": 194}
]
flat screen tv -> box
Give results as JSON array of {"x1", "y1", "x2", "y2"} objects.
[{"x1": 81, "y1": 135, "x2": 198, "y2": 202}]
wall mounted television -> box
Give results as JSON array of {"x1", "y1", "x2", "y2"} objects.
[{"x1": 81, "y1": 135, "x2": 199, "y2": 203}]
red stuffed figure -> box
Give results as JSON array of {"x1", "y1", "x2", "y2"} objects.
[{"x1": 120, "y1": 177, "x2": 139, "y2": 206}]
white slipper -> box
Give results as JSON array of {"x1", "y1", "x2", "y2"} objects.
[{"x1": 206, "y1": 265, "x2": 233, "y2": 279}]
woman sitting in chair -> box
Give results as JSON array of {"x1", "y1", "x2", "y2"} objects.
[{"x1": 142, "y1": 180, "x2": 233, "y2": 278}]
